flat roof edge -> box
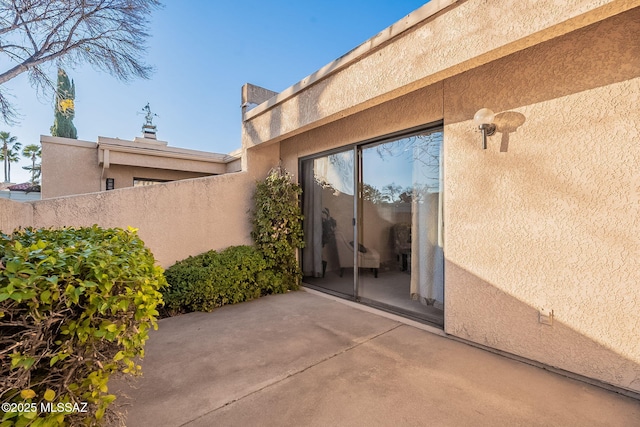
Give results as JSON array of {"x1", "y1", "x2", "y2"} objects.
[
  {"x1": 99, "y1": 138, "x2": 224, "y2": 159},
  {"x1": 243, "y1": 0, "x2": 457, "y2": 121},
  {"x1": 41, "y1": 135, "x2": 97, "y2": 148}
]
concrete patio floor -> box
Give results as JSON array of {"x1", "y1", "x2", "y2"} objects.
[{"x1": 113, "y1": 290, "x2": 640, "y2": 426}]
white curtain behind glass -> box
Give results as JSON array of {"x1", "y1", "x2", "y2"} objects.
[
  {"x1": 410, "y1": 132, "x2": 444, "y2": 308},
  {"x1": 302, "y1": 154, "x2": 353, "y2": 277},
  {"x1": 302, "y1": 162, "x2": 323, "y2": 277}
]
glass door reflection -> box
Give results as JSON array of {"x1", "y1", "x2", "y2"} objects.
[
  {"x1": 301, "y1": 127, "x2": 444, "y2": 327},
  {"x1": 301, "y1": 150, "x2": 355, "y2": 297},
  {"x1": 358, "y1": 131, "x2": 444, "y2": 325}
]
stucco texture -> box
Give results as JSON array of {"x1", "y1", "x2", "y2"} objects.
[
  {"x1": 24, "y1": 144, "x2": 280, "y2": 267},
  {"x1": 0, "y1": 198, "x2": 33, "y2": 233},
  {"x1": 280, "y1": 82, "x2": 444, "y2": 175},
  {"x1": 29, "y1": 172, "x2": 253, "y2": 267},
  {"x1": 274, "y1": 5, "x2": 640, "y2": 394},
  {"x1": 443, "y1": 9, "x2": 640, "y2": 392},
  {"x1": 104, "y1": 151, "x2": 227, "y2": 175},
  {"x1": 41, "y1": 138, "x2": 101, "y2": 198},
  {"x1": 243, "y1": 0, "x2": 634, "y2": 148}
]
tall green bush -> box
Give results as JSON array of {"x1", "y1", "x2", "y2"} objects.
[
  {"x1": 0, "y1": 226, "x2": 165, "y2": 427},
  {"x1": 250, "y1": 167, "x2": 304, "y2": 290}
]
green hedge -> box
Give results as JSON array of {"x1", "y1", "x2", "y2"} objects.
[
  {"x1": 0, "y1": 226, "x2": 166, "y2": 427},
  {"x1": 162, "y1": 169, "x2": 305, "y2": 315},
  {"x1": 162, "y1": 245, "x2": 289, "y2": 314}
]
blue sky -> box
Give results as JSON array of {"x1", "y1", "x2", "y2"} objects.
[{"x1": 4, "y1": 0, "x2": 428, "y2": 184}]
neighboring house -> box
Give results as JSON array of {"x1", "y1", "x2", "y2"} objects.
[
  {"x1": 0, "y1": 182, "x2": 41, "y2": 202},
  {"x1": 40, "y1": 135, "x2": 241, "y2": 198},
  {"x1": 1, "y1": 0, "x2": 638, "y2": 398}
]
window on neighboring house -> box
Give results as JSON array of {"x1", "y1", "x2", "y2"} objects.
[{"x1": 133, "y1": 178, "x2": 170, "y2": 187}]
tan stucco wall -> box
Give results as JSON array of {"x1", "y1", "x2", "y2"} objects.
[
  {"x1": 0, "y1": 198, "x2": 33, "y2": 233},
  {"x1": 41, "y1": 137, "x2": 101, "y2": 199},
  {"x1": 26, "y1": 143, "x2": 279, "y2": 268},
  {"x1": 442, "y1": 9, "x2": 640, "y2": 393},
  {"x1": 274, "y1": 7, "x2": 640, "y2": 393},
  {"x1": 225, "y1": 157, "x2": 242, "y2": 173},
  {"x1": 31, "y1": 172, "x2": 253, "y2": 267},
  {"x1": 279, "y1": 82, "x2": 444, "y2": 174}
]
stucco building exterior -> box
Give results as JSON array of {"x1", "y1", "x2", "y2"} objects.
[
  {"x1": 41, "y1": 135, "x2": 241, "y2": 198},
  {"x1": 240, "y1": 0, "x2": 640, "y2": 396},
  {"x1": 1, "y1": 0, "x2": 638, "y2": 398}
]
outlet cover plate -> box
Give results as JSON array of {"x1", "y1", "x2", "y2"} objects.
[{"x1": 539, "y1": 308, "x2": 553, "y2": 326}]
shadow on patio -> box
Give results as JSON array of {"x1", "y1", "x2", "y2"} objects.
[{"x1": 112, "y1": 291, "x2": 640, "y2": 427}]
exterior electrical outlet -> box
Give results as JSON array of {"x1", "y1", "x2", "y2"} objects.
[{"x1": 539, "y1": 308, "x2": 554, "y2": 326}]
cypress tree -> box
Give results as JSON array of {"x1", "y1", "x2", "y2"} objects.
[{"x1": 50, "y1": 68, "x2": 77, "y2": 139}]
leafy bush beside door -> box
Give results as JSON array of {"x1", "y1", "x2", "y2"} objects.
[
  {"x1": 162, "y1": 167, "x2": 304, "y2": 315},
  {"x1": 250, "y1": 167, "x2": 305, "y2": 290}
]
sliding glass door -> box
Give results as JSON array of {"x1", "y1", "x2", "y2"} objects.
[
  {"x1": 300, "y1": 150, "x2": 355, "y2": 297},
  {"x1": 358, "y1": 130, "x2": 444, "y2": 324},
  {"x1": 301, "y1": 126, "x2": 444, "y2": 326}
]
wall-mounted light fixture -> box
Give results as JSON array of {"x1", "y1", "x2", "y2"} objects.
[{"x1": 474, "y1": 108, "x2": 496, "y2": 149}]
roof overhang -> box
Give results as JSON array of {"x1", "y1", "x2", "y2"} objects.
[
  {"x1": 41, "y1": 135, "x2": 240, "y2": 175},
  {"x1": 97, "y1": 136, "x2": 237, "y2": 174},
  {"x1": 242, "y1": 0, "x2": 638, "y2": 147}
]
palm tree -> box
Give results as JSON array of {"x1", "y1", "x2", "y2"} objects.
[
  {"x1": 6, "y1": 146, "x2": 21, "y2": 182},
  {"x1": 22, "y1": 144, "x2": 42, "y2": 185},
  {"x1": 0, "y1": 131, "x2": 21, "y2": 183}
]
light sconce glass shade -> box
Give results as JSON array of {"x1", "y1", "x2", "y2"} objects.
[
  {"x1": 474, "y1": 108, "x2": 495, "y2": 126},
  {"x1": 474, "y1": 108, "x2": 497, "y2": 149}
]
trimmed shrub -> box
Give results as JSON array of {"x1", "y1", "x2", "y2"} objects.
[
  {"x1": 0, "y1": 226, "x2": 165, "y2": 427},
  {"x1": 250, "y1": 167, "x2": 304, "y2": 290},
  {"x1": 162, "y1": 245, "x2": 288, "y2": 314},
  {"x1": 162, "y1": 168, "x2": 304, "y2": 316}
]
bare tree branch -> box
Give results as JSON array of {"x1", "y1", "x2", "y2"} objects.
[{"x1": 0, "y1": 0, "x2": 161, "y2": 123}]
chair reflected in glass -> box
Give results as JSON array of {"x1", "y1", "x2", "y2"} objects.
[{"x1": 335, "y1": 230, "x2": 380, "y2": 278}]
